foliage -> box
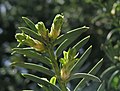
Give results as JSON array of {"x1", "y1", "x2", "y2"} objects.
[
  {"x1": 100, "y1": 28, "x2": 120, "y2": 91},
  {"x1": 11, "y1": 14, "x2": 102, "y2": 91},
  {"x1": 0, "y1": 0, "x2": 120, "y2": 91}
]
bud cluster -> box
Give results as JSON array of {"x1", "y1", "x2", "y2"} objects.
[
  {"x1": 60, "y1": 48, "x2": 79, "y2": 81},
  {"x1": 15, "y1": 14, "x2": 64, "y2": 52}
]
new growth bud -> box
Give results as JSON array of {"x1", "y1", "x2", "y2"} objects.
[
  {"x1": 15, "y1": 33, "x2": 45, "y2": 52},
  {"x1": 61, "y1": 67, "x2": 70, "y2": 81},
  {"x1": 49, "y1": 14, "x2": 64, "y2": 39},
  {"x1": 35, "y1": 22, "x2": 48, "y2": 39},
  {"x1": 32, "y1": 40, "x2": 46, "y2": 52},
  {"x1": 15, "y1": 33, "x2": 26, "y2": 43},
  {"x1": 15, "y1": 33, "x2": 35, "y2": 46},
  {"x1": 59, "y1": 48, "x2": 79, "y2": 81}
]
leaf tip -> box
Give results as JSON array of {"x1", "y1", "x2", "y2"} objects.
[
  {"x1": 18, "y1": 27, "x2": 22, "y2": 29},
  {"x1": 10, "y1": 62, "x2": 16, "y2": 67},
  {"x1": 21, "y1": 73, "x2": 26, "y2": 77},
  {"x1": 11, "y1": 48, "x2": 14, "y2": 51},
  {"x1": 22, "y1": 16, "x2": 26, "y2": 19},
  {"x1": 90, "y1": 45, "x2": 92, "y2": 48},
  {"x1": 87, "y1": 35, "x2": 90, "y2": 38},
  {"x1": 11, "y1": 51, "x2": 16, "y2": 55},
  {"x1": 83, "y1": 26, "x2": 89, "y2": 29},
  {"x1": 85, "y1": 35, "x2": 90, "y2": 40},
  {"x1": 101, "y1": 58, "x2": 103, "y2": 61},
  {"x1": 11, "y1": 62, "x2": 15, "y2": 65}
]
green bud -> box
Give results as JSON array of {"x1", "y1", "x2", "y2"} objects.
[
  {"x1": 49, "y1": 14, "x2": 64, "y2": 39},
  {"x1": 32, "y1": 40, "x2": 46, "y2": 52},
  {"x1": 25, "y1": 36, "x2": 36, "y2": 46},
  {"x1": 59, "y1": 48, "x2": 79, "y2": 81},
  {"x1": 15, "y1": 33, "x2": 27, "y2": 44},
  {"x1": 15, "y1": 33, "x2": 46, "y2": 52},
  {"x1": 61, "y1": 67, "x2": 70, "y2": 81},
  {"x1": 15, "y1": 33, "x2": 35, "y2": 46},
  {"x1": 35, "y1": 22, "x2": 48, "y2": 39},
  {"x1": 53, "y1": 14, "x2": 64, "y2": 30},
  {"x1": 50, "y1": 76, "x2": 56, "y2": 85},
  {"x1": 25, "y1": 36, "x2": 46, "y2": 52}
]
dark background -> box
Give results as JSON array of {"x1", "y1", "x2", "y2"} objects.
[{"x1": 0, "y1": 0, "x2": 120, "y2": 91}]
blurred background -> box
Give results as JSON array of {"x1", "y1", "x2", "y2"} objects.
[{"x1": 0, "y1": 0, "x2": 120, "y2": 91}]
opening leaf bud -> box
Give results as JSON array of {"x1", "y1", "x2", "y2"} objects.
[
  {"x1": 61, "y1": 67, "x2": 70, "y2": 81},
  {"x1": 15, "y1": 33, "x2": 28, "y2": 44},
  {"x1": 32, "y1": 40, "x2": 46, "y2": 52},
  {"x1": 15, "y1": 33, "x2": 46, "y2": 52},
  {"x1": 49, "y1": 14, "x2": 64, "y2": 39},
  {"x1": 35, "y1": 22, "x2": 48, "y2": 39}
]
